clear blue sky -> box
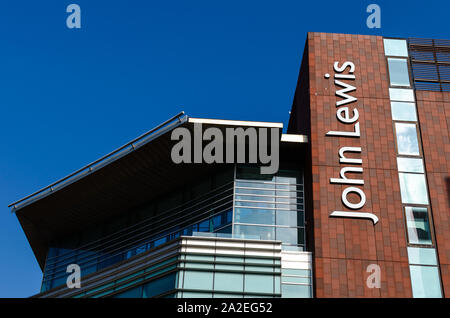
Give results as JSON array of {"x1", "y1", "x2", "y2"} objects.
[{"x1": 1, "y1": 0, "x2": 449, "y2": 298}]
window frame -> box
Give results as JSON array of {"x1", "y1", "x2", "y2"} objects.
[{"x1": 386, "y1": 57, "x2": 413, "y2": 88}]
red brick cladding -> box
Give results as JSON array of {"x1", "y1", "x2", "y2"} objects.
[{"x1": 293, "y1": 32, "x2": 414, "y2": 297}]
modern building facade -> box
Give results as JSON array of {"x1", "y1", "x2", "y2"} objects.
[{"x1": 9, "y1": 32, "x2": 450, "y2": 298}]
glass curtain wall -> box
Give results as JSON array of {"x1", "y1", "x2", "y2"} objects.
[{"x1": 233, "y1": 166, "x2": 305, "y2": 251}]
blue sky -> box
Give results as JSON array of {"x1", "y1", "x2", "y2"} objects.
[{"x1": 1, "y1": 0, "x2": 449, "y2": 298}]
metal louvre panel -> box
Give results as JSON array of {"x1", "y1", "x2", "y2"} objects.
[{"x1": 409, "y1": 37, "x2": 450, "y2": 92}]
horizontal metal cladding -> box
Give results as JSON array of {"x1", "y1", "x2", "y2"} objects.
[
  {"x1": 36, "y1": 236, "x2": 294, "y2": 298},
  {"x1": 36, "y1": 239, "x2": 181, "y2": 298},
  {"x1": 179, "y1": 236, "x2": 282, "y2": 258}
]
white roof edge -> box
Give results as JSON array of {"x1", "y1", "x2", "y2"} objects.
[
  {"x1": 188, "y1": 117, "x2": 283, "y2": 128},
  {"x1": 281, "y1": 134, "x2": 308, "y2": 143}
]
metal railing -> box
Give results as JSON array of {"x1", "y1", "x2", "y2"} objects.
[{"x1": 8, "y1": 111, "x2": 187, "y2": 212}]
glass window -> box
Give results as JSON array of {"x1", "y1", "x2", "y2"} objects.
[
  {"x1": 213, "y1": 293, "x2": 242, "y2": 298},
  {"x1": 391, "y1": 102, "x2": 417, "y2": 121},
  {"x1": 198, "y1": 220, "x2": 211, "y2": 232},
  {"x1": 407, "y1": 247, "x2": 437, "y2": 265},
  {"x1": 282, "y1": 269, "x2": 311, "y2": 276},
  {"x1": 235, "y1": 194, "x2": 275, "y2": 202},
  {"x1": 244, "y1": 274, "x2": 273, "y2": 294},
  {"x1": 233, "y1": 225, "x2": 275, "y2": 240},
  {"x1": 214, "y1": 272, "x2": 244, "y2": 293},
  {"x1": 182, "y1": 271, "x2": 213, "y2": 290},
  {"x1": 397, "y1": 157, "x2": 424, "y2": 173},
  {"x1": 276, "y1": 228, "x2": 298, "y2": 245},
  {"x1": 235, "y1": 201, "x2": 275, "y2": 209},
  {"x1": 409, "y1": 265, "x2": 442, "y2": 298},
  {"x1": 281, "y1": 276, "x2": 311, "y2": 284},
  {"x1": 405, "y1": 207, "x2": 432, "y2": 245},
  {"x1": 234, "y1": 208, "x2": 275, "y2": 225},
  {"x1": 399, "y1": 173, "x2": 429, "y2": 204},
  {"x1": 182, "y1": 292, "x2": 213, "y2": 298},
  {"x1": 281, "y1": 284, "x2": 311, "y2": 298},
  {"x1": 215, "y1": 264, "x2": 244, "y2": 271},
  {"x1": 236, "y1": 181, "x2": 275, "y2": 189},
  {"x1": 395, "y1": 123, "x2": 420, "y2": 156},
  {"x1": 276, "y1": 210, "x2": 298, "y2": 226},
  {"x1": 389, "y1": 88, "x2": 415, "y2": 102},
  {"x1": 235, "y1": 188, "x2": 275, "y2": 196},
  {"x1": 112, "y1": 286, "x2": 142, "y2": 298},
  {"x1": 388, "y1": 58, "x2": 410, "y2": 87},
  {"x1": 384, "y1": 39, "x2": 408, "y2": 57}
]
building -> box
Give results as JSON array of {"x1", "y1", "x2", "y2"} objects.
[{"x1": 9, "y1": 32, "x2": 450, "y2": 298}]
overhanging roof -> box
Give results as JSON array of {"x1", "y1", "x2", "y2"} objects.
[{"x1": 9, "y1": 112, "x2": 308, "y2": 270}]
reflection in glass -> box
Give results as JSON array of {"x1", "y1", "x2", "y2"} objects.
[
  {"x1": 276, "y1": 228, "x2": 298, "y2": 245},
  {"x1": 405, "y1": 207, "x2": 432, "y2": 245},
  {"x1": 244, "y1": 274, "x2": 273, "y2": 293},
  {"x1": 234, "y1": 225, "x2": 275, "y2": 240},
  {"x1": 397, "y1": 157, "x2": 424, "y2": 173},
  {"x1": 384, "y1": 39, "x2": 408, "y2": 57},
  {"x1": 391, "y1": 102, "x2": 417, "y2": 121},
  {"x1": 388, "y1": 58, "x2": 410, "y2": 86},
  {"x1": 234, "y1": 208, "x2": 275, "y2": 225},
  {"x1": 389, "y1": 88, "x2": 415, "y2": 102},
  {"x1": 276, "y1": 210, "x2": 299, "y2": 226},
  {"x1": 407, "y1": 247, "x2": 437, "y2": 265},
  {"x1": 395, "y1": 123, "x2": 420, "y2": 156},
  {"x1": 409, "y1": 265, "x2": 442, "y2": 298},
  {"x1": 281, "y1": 284, "x2": 311, "y2": 298},
  {"x1": 214, "y1": 272, "x2": 243, "y2": 292},
  {"x1": 399, "y1": 173, "x2": 429, "y2": 204}
]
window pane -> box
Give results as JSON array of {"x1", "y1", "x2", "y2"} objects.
[
  {"x1": 398, "y1": 173, "x2": 429, "y2": 204},
  {"x1": 281, "y1": 284, "x2": 311, "y2": 298},
  {"x1": 384, "y1": 39, "x2": 408, "y2": 57},
  {"x1": 244, "y1": 274, "x2": 273, "y2": 293},
  {"x1": 276, "y1": 228, "x2": 298, "y2": 245},
  {"x1": 235, "y1": 188, "x2": 275, "y2": 196},
  {"x1": 214, "y1": 272, "x2": 243, "y2": 293},
  {"x1": 395, "y1": 123, "x2": 420, "y2": 156},
  {"x1": 235, "y1": 181, "x2": 275, "y2": 189},
  {"x1": 389, "y1": 88, "x2": 415, "y2": 102},
  {"x1": 407, "y1": 247, "x2": 437, "y2": 265},
  {"x1": 182, "y1": 292, "x2": 212, "y2": 298},
  {"x1": 183, "y1": 271, "x2": 213, "y2": 290},
  {"x1": 113, "y1": 286, "x2": 142, "y2": 298},
  {"x1": 391, "y1": 102, "x2": 417, "y2": 121},
  {"x1": 234, "y1": 208, "x2": 275, "y2": 225},
  {"x1": 235, "y1": 194, "x2": 275, "y2": 202},
  {"x1": 282, "y1": 269, "x2": 311, "y2": 276},
  {"x1": 388, "y1": 58, "x2": 410, "y2": 86},
  {"x1": 235, "y1": 201, "x2": 275, "y2": 208},
  {"x1": 233, "y1": 225, "x2": 275, "y2": 241},
  {"x1": 142, "y1": 273, "x2": 177, "y2": 297},
  {"x1": 409, "y1": 265, "x2": 442, "y2": 298},
  {"x1": 405, "y1": 207, "x2": 432, "y2": 245},
  {"x1": 281, "y1": 276, "x2": 311, "y2": 284},
  {"x1": 276, "y1": 210, "x2": 298, "y2": 226},
  {"x1": 397, "y1": 157, "x2": 424, "y2": 173}
]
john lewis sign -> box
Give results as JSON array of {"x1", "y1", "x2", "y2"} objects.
[{"x1": 325, "y1": 61, "x2": 378, "y2": 225}]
